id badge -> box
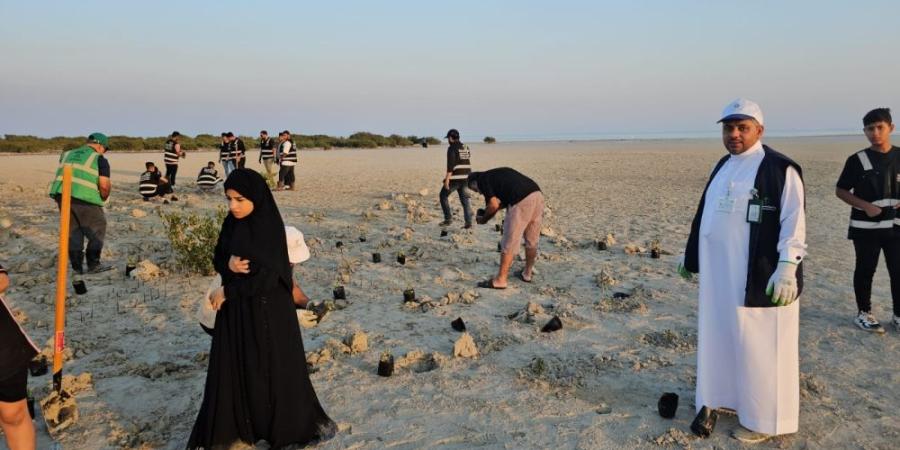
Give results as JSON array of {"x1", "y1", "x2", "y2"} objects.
[
  {"x1": 746, "y1": 199, "x2": 762, "y2": 223},
  {"x1": 716, "y1": 196, "x2": 736, "y2": 213}
]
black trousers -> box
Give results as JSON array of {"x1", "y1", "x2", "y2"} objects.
[
  {"x1": 280, "y1": 165, "x2": 295, "y2": 187},
  {"x1": 853, "y1": 237, "x2": 900, "y2": 315},
  {"x1": 165, "y1": 164, "x2": 178, "y2": 186},
  {"x1": 55, "y1": 198, "x2": 106, "y2": 273}
]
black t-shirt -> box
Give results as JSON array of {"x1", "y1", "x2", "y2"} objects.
[
  {"x1": 476, "y1": 167, "x2": 541, "y2": 208},
  {"x1": 97, "y1": 155, "x2": 110, "y2": 177}
]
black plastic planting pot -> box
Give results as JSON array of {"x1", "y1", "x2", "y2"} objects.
[
  {"x1": 597, "y1": 241, "x2": 608, "y2": 250},
  {"x1": 125, "y1": 264, "x2": 136, "y2": 277},
  {"x1": 658, "y1": 392, "x2": 679, "y2": 418},
  {"x1": 333, "y1": 286, "x2": 346, "y2": 300},
  {"x1": 541, "y1": 316, "x2": 563, "y2": 332},
  {"x1": 359, "y1": 236, "x2": 367, "y2": 242},
  {"x1": 690, "y1": 406, "x2": 717, "y2": 437},
  {"x1": 403, "y1": 289, "x2": 416, "y2": 303},
  {"x1": 651, "y1": 249, "x2": 661, "y2": 259},
  {"x1": 495, "y1": 223, "x2": 502, "y2": 232},
  {"x1": 335, "y1": 241, "x2": 343, "y2": 249},
  {"x1": 440, "y1": 230, "x2": 448, "y2": 237},
  {"x1": 29, "y1": 356, "x2": 48, "y2": 377},
  {"x1": 73, "y1": 280, "x2": 87, "y2": 295},
  {"x1": 397, "y1": 254, "x2": 406, "y2": 265},
  {"x1": 497, "y1": 242, "x2": 502, "y2": 252},
  {"x1": 377, "y1": 355, "x2": 394, "y2": 377},
  {"x1": 451, "y1": 317, "x2": 466, "y2": 332},
  {"x1": 372, "y1": 253, "x2": 382, "y2": 263}
]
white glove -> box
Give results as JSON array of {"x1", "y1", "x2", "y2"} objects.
[
  {"x1": 675, "y1": 255, "x2": 693, "y2": 280},
  {"x1": 766, "y1": 261, "x2": 798, "y2": 306}
]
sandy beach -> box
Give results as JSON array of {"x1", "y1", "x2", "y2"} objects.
[{"x1": 0, "y1": 137, "x2": 898, "y2": 449}]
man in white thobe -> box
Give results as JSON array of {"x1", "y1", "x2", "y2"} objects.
[{"x1": 678, "y1": 99, "x2": 806, "y2": 443}]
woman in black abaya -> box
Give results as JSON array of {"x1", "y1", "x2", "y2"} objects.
[{"x1": 188, "y1": 169, "x2": 334, "y2": 449}]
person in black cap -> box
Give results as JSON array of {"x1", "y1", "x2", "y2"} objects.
[
  {"x1": 0, "y1": 263, "x2": 38, "y2": 449},
  {"x1": 439, "y1": 129, "x2": 473, "y2": 228},
  {"x1": 163, "y1": 131, "x2": 184, "y2": 188}
]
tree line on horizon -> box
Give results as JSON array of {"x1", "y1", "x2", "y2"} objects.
[{"x1": 0, "y1": 132, "x2": 444, "y2": 153}]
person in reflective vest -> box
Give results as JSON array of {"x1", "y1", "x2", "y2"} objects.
[
  {"x1": 139, "y1": 161, "x2": 176, "y2": 202},
  {"x1": 163, "y1": 131, "x2": 184, "y2": 188},
  {"x1": 277, "y1": 130, "x2": 297, "y2": 191},
  {"x1": 219, "y1": 132, "x2": 235, "y2": 177},
  {"x1": 258, "y1": 130, "x2": 277, "y2": 178},
  {"x1": 835, "y1": 107, "x2": 900, "y2": 333},
  {"x1": 197, "y1": 161, "x2": 223, "y2": 191},
  {"x1": 48, "y1": 132, "x2": 113, "y2": 274}
]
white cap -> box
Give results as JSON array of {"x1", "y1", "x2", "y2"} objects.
[
  {"x1": 285, "y1": 226, "x2": 310, "y2": 264},
  {"x1": 718, "y1": 98, "x2": 764, "y2": 126}
]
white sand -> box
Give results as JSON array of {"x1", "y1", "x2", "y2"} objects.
[{"x1": 0, "y1": 137, "x2": 898, "y2": 449}]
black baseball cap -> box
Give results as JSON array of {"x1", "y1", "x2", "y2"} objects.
[
  {"x1": 171, "y1": 131, "x2": 181, "y2": 137},
  {"x1": 445, "y1": 129, "x2": 460, "y2": 139}
]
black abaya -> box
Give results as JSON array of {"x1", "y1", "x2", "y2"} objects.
[{"x1": 188, "y1": 169, "x2": 334, "y2": 449}]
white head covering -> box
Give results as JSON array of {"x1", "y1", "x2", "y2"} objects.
[
  {"x1": 718, "y1": 98, "x2": 764, "y2": 126},
  {"x1": 285, "y1": 226, "x2": 310, "y2": 264}
]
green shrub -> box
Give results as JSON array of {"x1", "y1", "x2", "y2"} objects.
[
  {"x1": 160, "y1": 207, "x2": 228, "y2": 275},
  {"x1": 483, "y1": 136, "x2": 497, "y2": 144}
]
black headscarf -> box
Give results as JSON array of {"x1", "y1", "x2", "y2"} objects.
[{"x1": 214, "y1": 169, "x2": 292, "y2": 289}]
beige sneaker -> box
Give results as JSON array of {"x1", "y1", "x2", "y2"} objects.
[{"x1": 732, "y1": 426, "x2": 773, "y2": 444}]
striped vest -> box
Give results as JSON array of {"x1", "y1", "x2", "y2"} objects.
[
  {"x1": 48, "y1": 146, "x2": 104, "y2": 206},
  {"x1": 449, "y1": 144, "x2": 472, "y2": 181},
  {"x1": 139, "y1": 171, "x2": 159, "y2": 196},
  {"x1": 846, "y1": 149, "x2": 899, "y2": 238},
  {"x1": 164, "y1": 139, "x2": 179, "y2": 164},
  {"x1": 260, "y1": 137, "x2": 275, "y2": 160},
  {"x1": 219, "y1": 142, "x2": 232, "y2": 161},
  {"x1": 280, "y1": 141, "x2": 297, "y2": 165},
  {"x1": 197, "y1": 168, "x2": 221, "y2": 187}
]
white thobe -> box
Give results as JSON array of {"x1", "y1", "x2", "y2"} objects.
[{"x1": 695, "y1": 141, "x2": 806, "y2": 435}]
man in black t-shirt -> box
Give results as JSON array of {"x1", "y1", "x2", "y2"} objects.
[
  {"x1": 468, "y1": 168, "x2": 544, "y2": 289},
  {"x1": 439, "y1": 129, "x2": 474, "y2": 228},
  {"x1": 836, "y1": 107, "x2": 900, "y2": 333}
]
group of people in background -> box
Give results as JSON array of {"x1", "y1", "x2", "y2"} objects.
[{"x1": 258, "y1": 130, "x2": 298, "y2": 190}]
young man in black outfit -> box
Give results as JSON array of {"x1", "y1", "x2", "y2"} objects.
[
  {"x1": 139, "y1": 161, "x2": 176, "y2": 203},
  {"x1": 163, "y1": 131, "x2": 183, "y2": 188},
  {"x1": 836, "y1": 107, "x2": 900, "y2": 333},
  {"x1": 230, "y1": 132, "x2": 247, "y2": 169},
  {"x1": 439, "y1": 129, "x2": 473, "y2": 228}
]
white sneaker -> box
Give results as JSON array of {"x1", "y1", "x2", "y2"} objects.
[{"x1": 855, "y1": 311, "x2": 885, "y2": 334}]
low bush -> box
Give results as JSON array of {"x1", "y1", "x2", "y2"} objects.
[{"x1": 160, "y1": 207, "x2": 228, "y2": 275}]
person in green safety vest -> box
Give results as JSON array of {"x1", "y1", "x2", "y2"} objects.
[{"x1": 48, "y1": 132, "x2": 113, "y2": 274}]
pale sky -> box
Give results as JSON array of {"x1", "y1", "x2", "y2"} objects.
[{"x1": 1, "y1": 0, "x2": 898, "y2": 139}]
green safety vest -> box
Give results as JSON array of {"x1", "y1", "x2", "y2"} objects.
[{"x1": 47, "y1": 146, "x2": 105, "y2": 206}]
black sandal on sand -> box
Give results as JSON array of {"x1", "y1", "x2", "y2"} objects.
[
  {"x1": 515, "y1": 270, "x2": 533, "y2": 283},
  {"x1": 477, "y1": 279, "x2": 507, "y2": 289}
]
